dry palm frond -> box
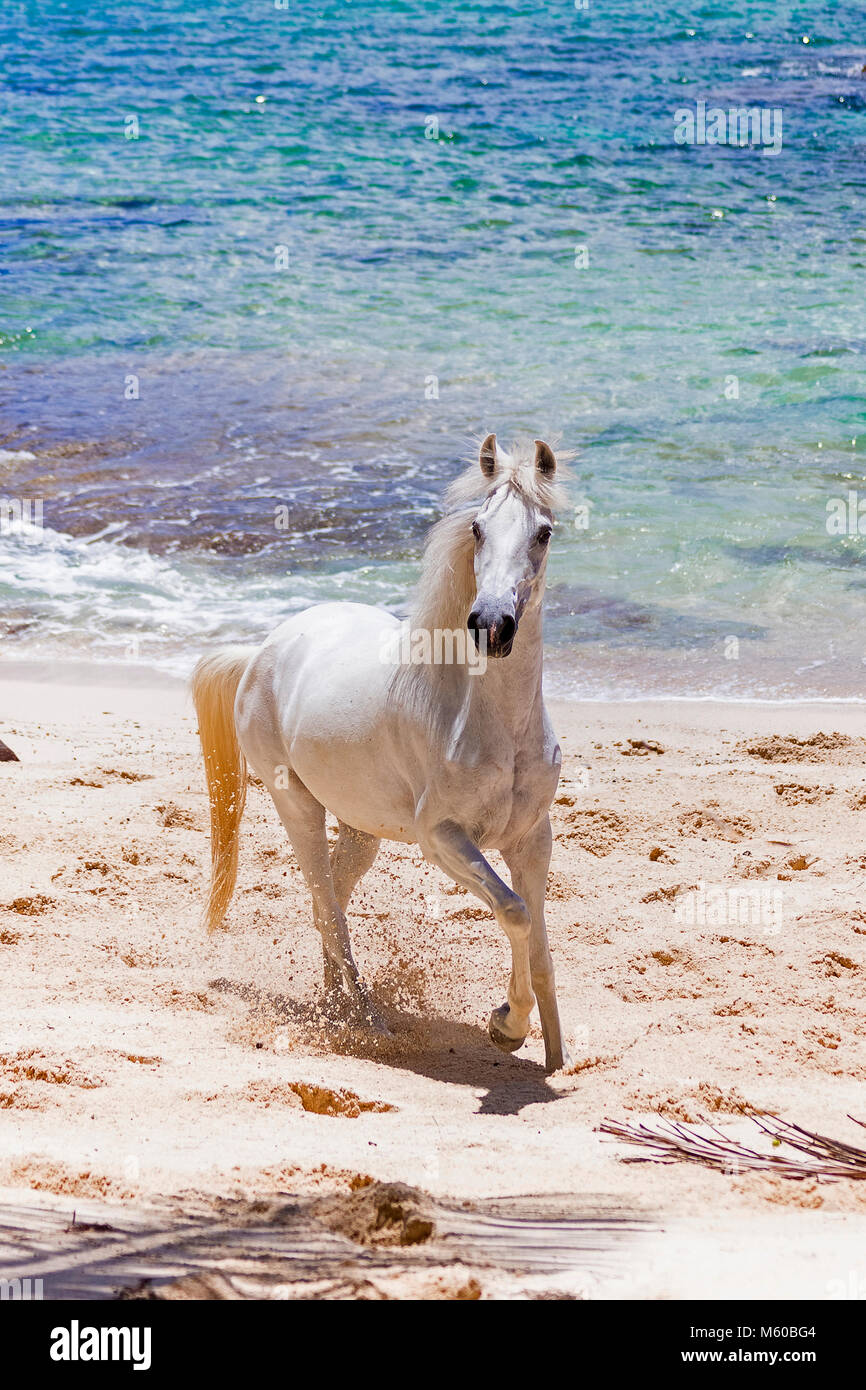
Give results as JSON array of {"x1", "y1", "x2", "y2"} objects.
[{"x1": 598, "y1": 1112, "x2": 866, "y2": 1181}]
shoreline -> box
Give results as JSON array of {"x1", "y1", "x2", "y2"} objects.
[{"x1": 3, "y1": 655, "x2": 866, "y2": 710}]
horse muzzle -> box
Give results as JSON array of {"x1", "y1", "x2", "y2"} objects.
[{"x1": 467, "y1": 601, "x2": 517, "y2": 658}]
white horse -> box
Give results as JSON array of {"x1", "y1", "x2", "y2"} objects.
[{"x1": 192, "y1": 434, "x2": 570, "y2": 1071}]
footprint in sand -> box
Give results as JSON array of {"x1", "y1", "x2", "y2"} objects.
[
  {"x1": 98, "y1": 768, "x2": 153, "y2": 782},
  {"x1": 739, "y1": 732, "x2": 866, "y2": 763},
  {"x1": 560, "y1": 808, "x2": 628, "y2": 856},
  {"x1": 773, "y1": 783, "x2": 831, "y2": 806},
  {"x1": 617, "y1": 738, "x2": 664, "y2": 757},
  {"x1": 156, "y1": 801, "x2": 197, "y2": 829},
  {"x1": 3, "y1": 893, "x2": 54, "y2": 915},
  {"x1": 677, "y1": 808, "x2": 752, "y2": 841},
  {"x1": 192, "y1": 1081, "x2": 395, "y2": 1118}
]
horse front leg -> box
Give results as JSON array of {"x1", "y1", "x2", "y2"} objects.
[
  {"x1": 502, "y1": 816, "x2": 570, "y2": 1073},
  {"x1": 419, "y1": 819, "x2": 535, "y2": 1055}
]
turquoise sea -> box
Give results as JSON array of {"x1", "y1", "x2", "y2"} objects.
[{"x1": 1, "y1": 0, "x2": 865, "y2": 697}]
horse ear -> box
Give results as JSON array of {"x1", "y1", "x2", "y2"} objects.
[
  {"x1": 479, "y1": 433, "x2": 498, "y2": 477},
  {"x1": 534, "y1": 439, "x2": 556, "y2": 476}
]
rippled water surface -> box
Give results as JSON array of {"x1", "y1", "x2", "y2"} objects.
[{"x1": 1, "y1": 1, "x2": 865, "y2": 696}]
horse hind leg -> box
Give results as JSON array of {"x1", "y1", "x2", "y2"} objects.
[
  {"x1": 263, "y1": 771, "x2": 386, "y2": 1030},
  {"x1": 331, "y1": 821, "x2": 380, "y2": 913},
  {"x1": 325, "y1": 821, "x2": 380, "y2": 993}
]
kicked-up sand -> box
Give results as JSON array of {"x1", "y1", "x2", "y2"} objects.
[{"x1": 1, "y1": 661, "x2": 865, "y2": 1299}]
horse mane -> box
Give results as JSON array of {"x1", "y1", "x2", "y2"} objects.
[{"x1": 410, "y1": 437, "x2": 571, "y2": 633}]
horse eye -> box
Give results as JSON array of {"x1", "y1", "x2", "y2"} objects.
[
  {"x1": 472, "y1": 521, "x2": 482, "y2": 542},
  {"x1": 537, "y1": 526, "x2": 552, "y2": 545}
]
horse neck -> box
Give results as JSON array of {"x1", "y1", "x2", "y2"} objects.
[{"x1": 471, "y1": 598, "x2": 545, "y2": 733}]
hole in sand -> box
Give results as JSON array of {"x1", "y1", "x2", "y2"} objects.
[{"x1": 286, "y1": 1082, "x2": 395, "y2": 1118}]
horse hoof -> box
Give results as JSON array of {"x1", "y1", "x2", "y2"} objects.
[
  {"x1": 489, "y1": 1023, "x2": 525, "y2": 1053},
  {"x1": 355, "y1": 988, "x2": 391, "y2": 1037},
  {"x1": 365, "y1": 1010, "x2": 392, "y2": 1038},
  {"x1": 488, "y1": 1007, "x2": 526, "y2": 1054}
]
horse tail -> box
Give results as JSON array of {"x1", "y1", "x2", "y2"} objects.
[{"x1": 191, "y1": 646, "x2": 257, "y2": 931}]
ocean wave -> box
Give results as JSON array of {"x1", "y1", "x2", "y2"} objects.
[{"x1": 0, "y1": 519, "x2": 403, "y2": 674}]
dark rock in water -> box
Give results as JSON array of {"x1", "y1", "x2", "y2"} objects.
[{"x1": 0, "y1": 739, "x2": 19, "y2": 762}]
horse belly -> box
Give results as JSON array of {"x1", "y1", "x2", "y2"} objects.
[
  {"x1": 268, "y1": 609, "x2": 419, "y2": 841},
  {"x1": 291, "y1": 732, "x2": 418, "y2": 841}
]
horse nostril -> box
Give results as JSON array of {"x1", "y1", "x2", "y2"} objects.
[
  {"x1": 467, "y1": 610, "x2": 481, "y2": 631},
  {"x1": 497, "y1": 614, "x2": 516, "y2": 647}
]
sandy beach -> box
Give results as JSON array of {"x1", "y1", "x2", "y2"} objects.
[{"x1": 1, "y1": 662, "x2": 865, "y2": 1300}]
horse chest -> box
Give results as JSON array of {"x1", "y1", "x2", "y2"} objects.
[{"x1": 439, "y1": 749, "x2": 552, "y2": 847}]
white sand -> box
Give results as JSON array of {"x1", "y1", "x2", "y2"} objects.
[{"x1": 1, "y1": 661, "x2": 865, "y2": 1298}]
